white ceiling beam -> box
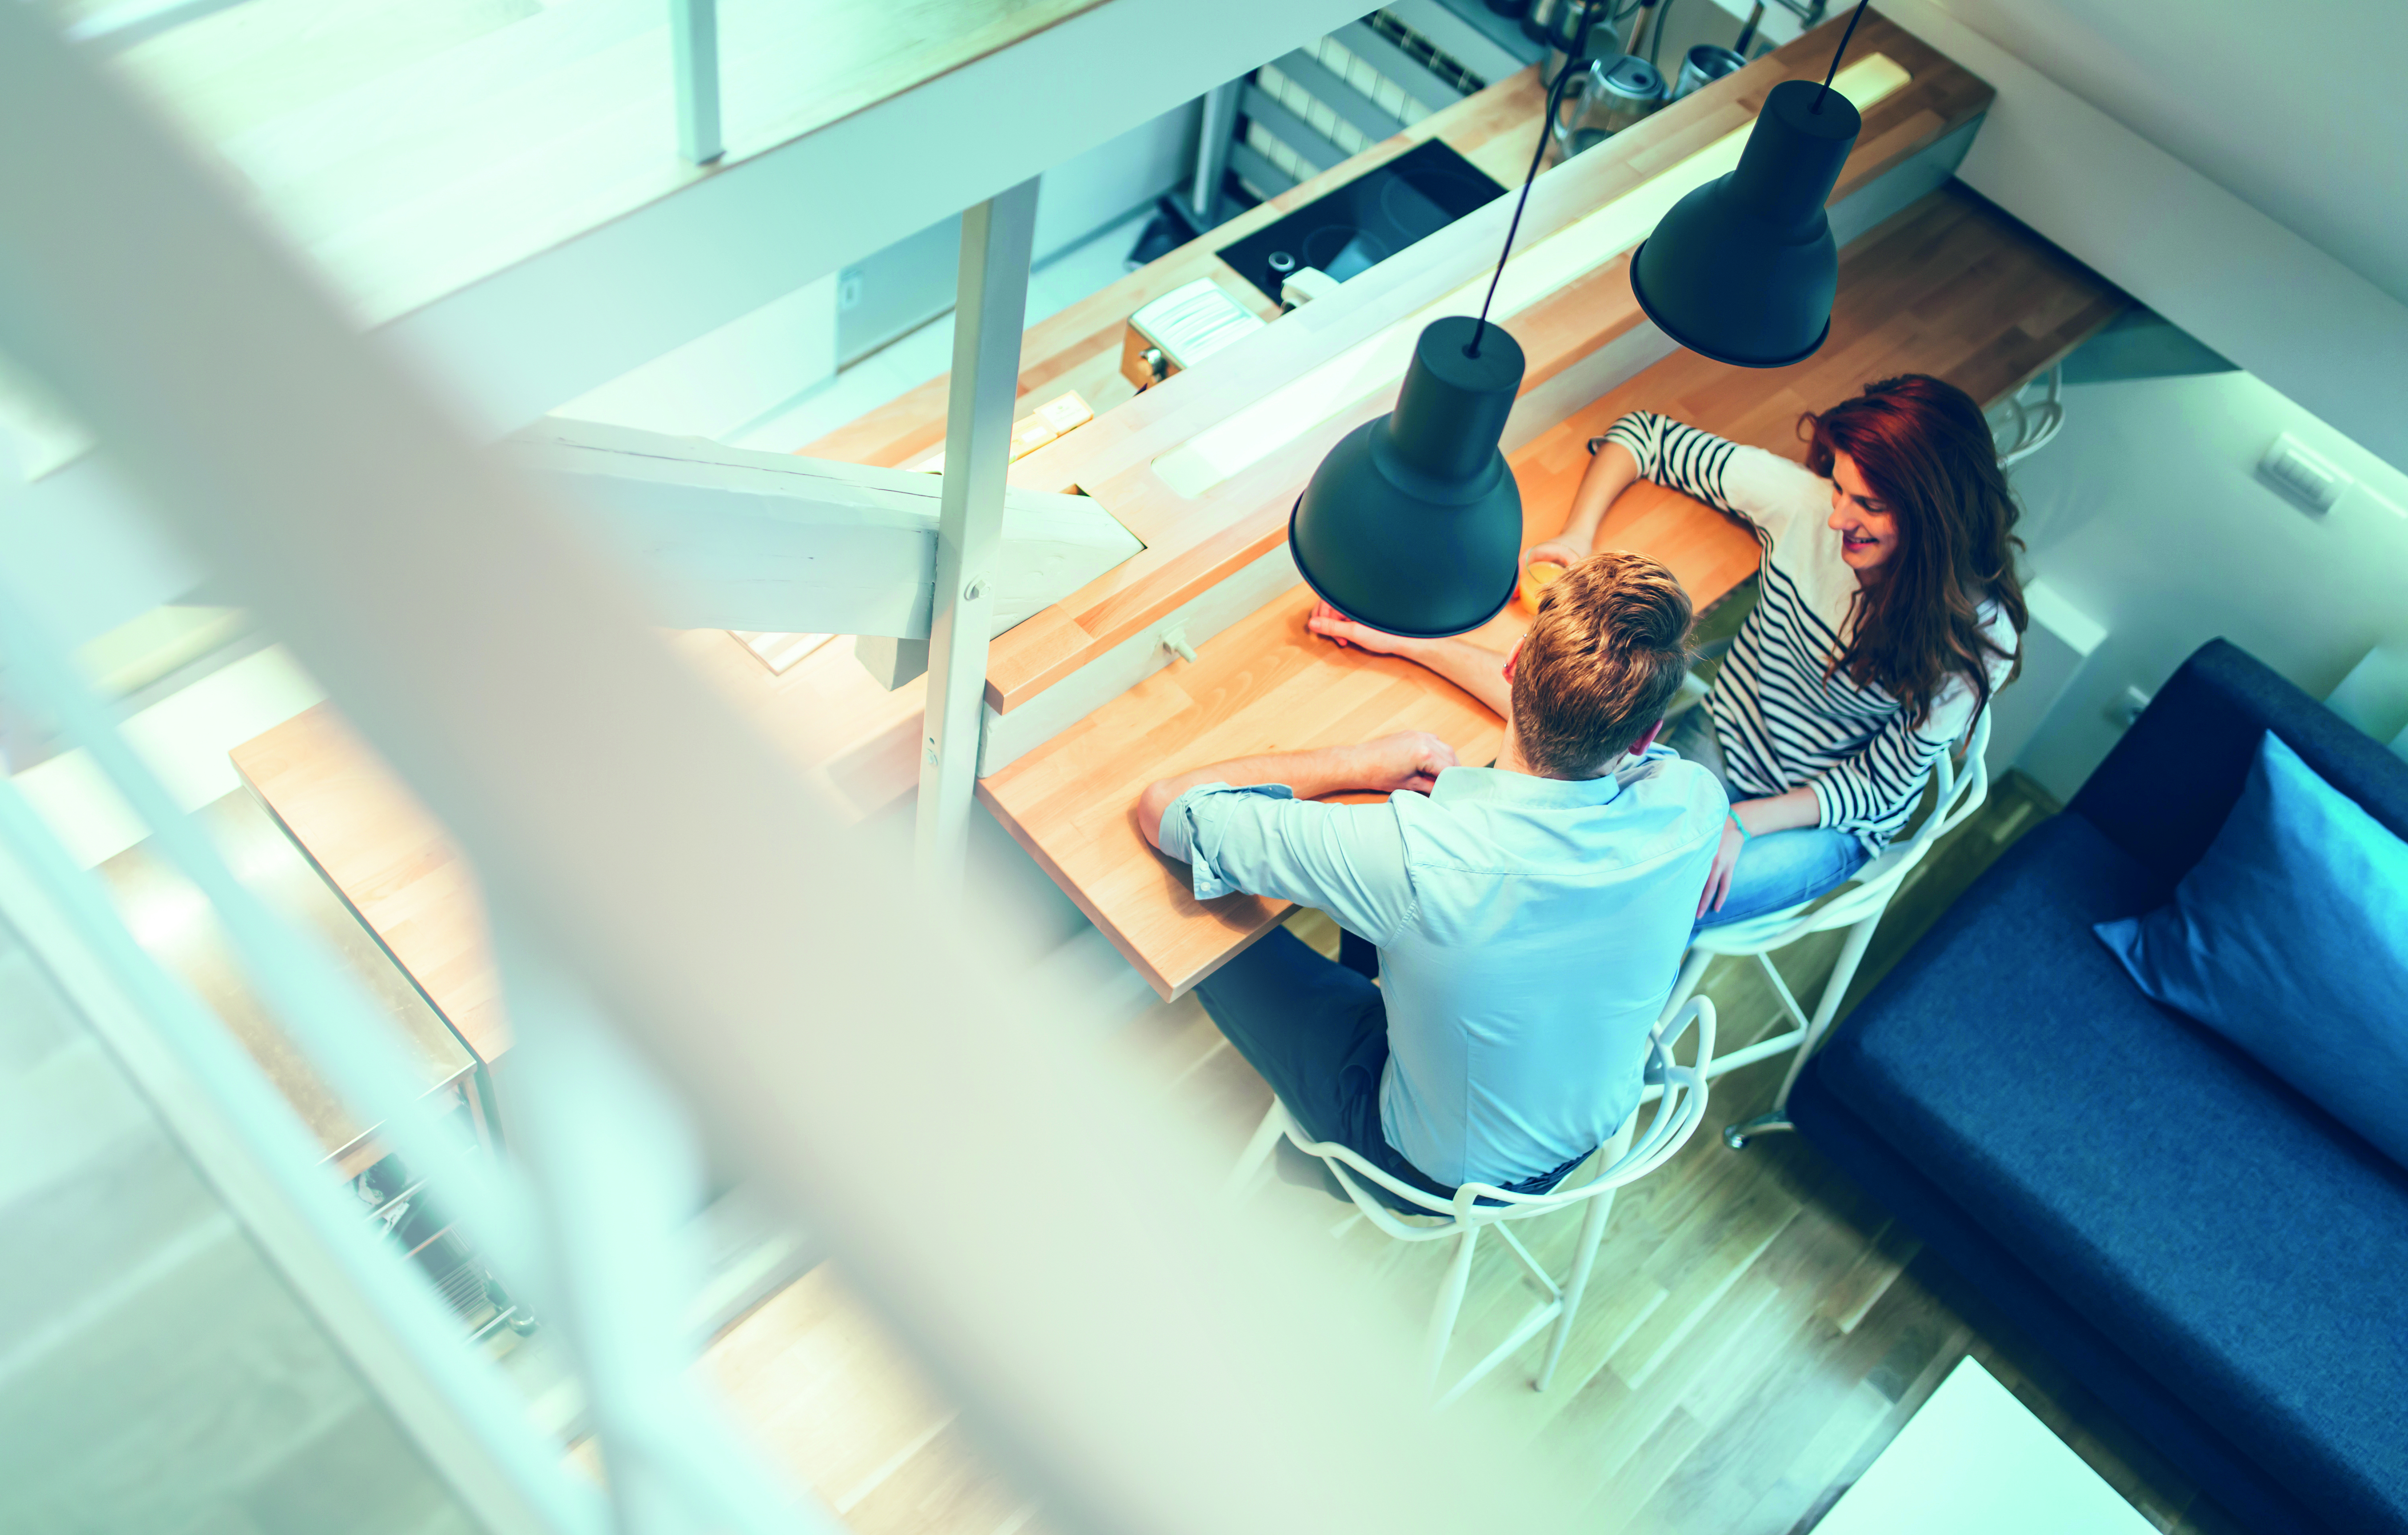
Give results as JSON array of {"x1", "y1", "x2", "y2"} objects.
[{"x1": 381, "y1": 0, "x2": 1375, "y2": 438}]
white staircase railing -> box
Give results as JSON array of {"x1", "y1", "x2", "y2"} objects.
[{"x1": 0, "y1": 10, "x2": 1588, "y2": 1535}]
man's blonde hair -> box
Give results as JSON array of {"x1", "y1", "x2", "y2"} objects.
[{"x1": 1510, "y1": 551, "x2": 1693, "y2": 779}]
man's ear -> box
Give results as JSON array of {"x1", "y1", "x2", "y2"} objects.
[
  {"x1": 1630, "y1": 717, "x2": 1666, "y2": 756},
  {"x1": 1502, "y1": 638, "x2": 1522, "y2": 684}
]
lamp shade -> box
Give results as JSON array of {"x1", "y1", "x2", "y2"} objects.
[
  {"x1": 1287, "y1": 316, "x2": 1525, "y2": 638},
  {"x1": 1629, "y1": 77, "x2": 1861, "y2": 368}
]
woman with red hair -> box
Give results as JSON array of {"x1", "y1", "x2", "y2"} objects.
[{"x1": 1529, "y1": 374, "x2": 2027, "y2": 926}]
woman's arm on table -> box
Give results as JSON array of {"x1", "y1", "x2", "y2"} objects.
[
  {"x1": 1137, "y1": 731, "x2": 1458, "y2": 850},
  {"x1": 1304, "y1": 602, "x2": 1514, "y2": 719}
]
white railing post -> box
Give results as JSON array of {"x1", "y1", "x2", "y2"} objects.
[
  {"x1": 914, "y1": 179, "x2": 1038, "y2": 896},
  {"x1": 493, "y1": 921, "x2": 839, "y2": 1535},
  {"x1": 669, "y1": 0, "x2": 723, "y2": 165},
  {"x1": 0, "y1": 16, "x2": 1591, "y2": 1530}
]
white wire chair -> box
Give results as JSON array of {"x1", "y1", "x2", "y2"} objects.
[
  {"x1": 1228, "y1": 998, "x2": 1716, "y2": 1409},
  {"x1": 1685, "y1": 707, "x2": 1992, "y2": 1149},
  {"x1": 1989, "y1": 364, "x2": 2065, "y2": 467}
]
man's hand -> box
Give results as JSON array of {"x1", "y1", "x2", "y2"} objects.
[
  {"x1": 1698, "y1": 811, "x2": 1744, "y2": 918},
  {"x1": 1521, "y1": 539, "x2": 1586, "y2": 574},
  {"x1": 1306, "y1": 600, "x2": 1421, "y2": 657},
  {"x1": 1345, "y1": 731, "x2": 1458, "y2": 795}
]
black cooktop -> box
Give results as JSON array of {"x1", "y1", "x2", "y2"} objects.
[{"x1": 1218, "y1": 139, "x2": 1508, "y2": 308}]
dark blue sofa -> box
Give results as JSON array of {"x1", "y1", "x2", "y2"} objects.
[{"x1": 1791, "y1": 639, "x2": 2408, "y2": 1535}]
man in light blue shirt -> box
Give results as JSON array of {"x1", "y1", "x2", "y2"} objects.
[{"x1": 1138, "y1": 553, "x2": 1726, "y2": 1210}]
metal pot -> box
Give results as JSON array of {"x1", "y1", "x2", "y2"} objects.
[
  {"x1": 1524, "y1": 0, "x2": 1617, "y2": 76},
  {"x1": 1672, "y1": 44, "x2": 1747, "y2": 100},
  {"x1": 1552, "y1": 54, "x2": 1668, "y2": 159}
]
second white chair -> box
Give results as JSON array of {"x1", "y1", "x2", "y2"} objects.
[
  {"x1": 1681, "y1": 707, "x2": 1993, "y2": 1148},
  {"x1": 1229, "y1": 998, "x2": 1716, "y2": 1408}
]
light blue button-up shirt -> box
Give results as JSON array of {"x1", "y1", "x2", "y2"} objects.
[{"x1": 1160, "y1": 747, "x2": 1725, "y2": 1188}]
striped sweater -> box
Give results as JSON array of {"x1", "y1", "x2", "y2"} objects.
[{"x1": 1598, "y1": 413, "x2": 2016, "y2": 852}]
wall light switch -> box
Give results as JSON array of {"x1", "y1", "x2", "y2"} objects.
[
  {"x1": 2112, "y1": 685, "x2": 2153, "y2": 728},
  {"x1": 2258, "y1": 432, "x2": 2350, "y2": 513}
]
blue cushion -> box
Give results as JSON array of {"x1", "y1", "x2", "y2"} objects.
[
  {"x1": 2097, "y1": 733, "x2": 2408, "y2": 1170},
  {"x1": 1812, "y1": 811, "x2": 2408, "y2": 1535},
  {"x1": 2072, "y1": 638, "x2": 2408, "y2": 880}
]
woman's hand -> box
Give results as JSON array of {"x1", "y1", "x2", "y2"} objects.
[
  {"x1": 1521, "y1": 538, "x2": 1586, "y2": 574},
  {"x1": 1346, "y1": 731, "x2": 1458, "y2": 795},
  {"x1": 1698, "y1": 811, "x2": 1746, "y2": 918},
  {"x1": 1307, "y1": 600, "x2": 1421, "y2": 656}
]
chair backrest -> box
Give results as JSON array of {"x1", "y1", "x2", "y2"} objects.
[
  {"x1": 1301, "y1": 999, "x2": 1717, "y2": 1239},
  {"x1": 1748, "y1": 702, "x2": 1994, "y2": 939}
]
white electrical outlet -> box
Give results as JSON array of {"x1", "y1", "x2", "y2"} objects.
[
  {"x1": 2112, "y1": 685, "x2": 2153, "y2": 728},
  {"x1": 2258, "y1": 432, "x2": 2350, "y2": 514}
]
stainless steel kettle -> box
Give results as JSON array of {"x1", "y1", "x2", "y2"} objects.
[{"x1": 1552, "y1": 54, "x2": 1668, "y2": 159}]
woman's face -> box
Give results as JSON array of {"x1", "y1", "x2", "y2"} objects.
[{"x1": 1827, "y1": 450, "x2": 1900, "y2": 577}]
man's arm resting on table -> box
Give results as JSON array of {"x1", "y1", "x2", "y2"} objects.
[{"x1": 1136, "y1": 731, "x2": 1458, "y2": 851}]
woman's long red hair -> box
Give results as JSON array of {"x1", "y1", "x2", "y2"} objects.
[{"x1": 1802, "y1": 374, "x2": 2026, "y2": 726}]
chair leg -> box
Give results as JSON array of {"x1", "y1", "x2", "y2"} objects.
[
  {"x1": 1533, "y1": 1116, "x2": 1633, "y2": 1392},
  {"x1": 1425, "y1": 1226, "x2": 1478, "y2": 1391},
  {"x1": 1226, "y1": 1100, "x2": 1285, "y2": 1201},
  {"x1": 1725, "y1": 911, "x2": 1883, "y2": 1149}
]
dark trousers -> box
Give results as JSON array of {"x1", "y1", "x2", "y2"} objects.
[{"x1": 1195, "y1": 928, "x2": 1584, "y2": 1214}]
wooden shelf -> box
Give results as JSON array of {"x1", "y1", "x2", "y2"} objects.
[{"x1": 979, "y1": 183, "x2": 2127, "y2": 1000}]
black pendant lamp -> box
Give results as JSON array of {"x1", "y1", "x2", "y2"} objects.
[
  {"x1": 1288, "y1": 317, "x2": 1525, "y2": 637},
  {"x1": 1629, "y1": 3, "x2": 1868, "y2": 368},
  {"x1": 1287, "y1": 52, "x2": 1604, "y2": 637}
]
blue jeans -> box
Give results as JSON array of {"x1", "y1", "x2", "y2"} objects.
[
  {"x1": 1194, "y1": 929, "x2": 1587, "y2": 1213},
  {"x1": 1664, "y1": 709, "x2": 1870, "y2": 931}
]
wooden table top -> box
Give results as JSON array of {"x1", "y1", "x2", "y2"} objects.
[{"x1": 978, "y1": 184, "x2": 2127, "y2": 1000}]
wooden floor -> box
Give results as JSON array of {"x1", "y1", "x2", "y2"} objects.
[{"x1": 684, "y1": 771, "x2": 2242, "y2": 1535}]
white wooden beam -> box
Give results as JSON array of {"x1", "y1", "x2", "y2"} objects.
[
  {"x1": 508, "y1": 418, "x2": 1136, "y2": 639},
  {"x1": 382, "y1": 0, "x2": 1379, "y2": 436},
  {"x1": 917, "y1": 181, "x2": 1040, "y2": 893}
]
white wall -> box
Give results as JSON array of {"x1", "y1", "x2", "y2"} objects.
[
  {"x1": 1923, "y1": 0, "x2": 2408, "y2": 308},
  {"x1": 1034, "y1": 99, "x2": 1202, "y2": 263},
  {"x1": 551, "y1": 273, "x2": 839, "y2": 441},
  {"x1": 2007, "y1": 370, "x2": 2408, "y2": 802},
  {"x1": 1882, "y1": 0, "x2": 2408, "y2": 477}
]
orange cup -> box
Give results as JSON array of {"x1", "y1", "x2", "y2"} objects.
[{"x1": 1518, "y1": 560, "x2": 1565, "y2": 612}]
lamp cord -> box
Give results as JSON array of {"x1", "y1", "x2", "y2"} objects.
[
  {"x1": 1811, "y1": 1, "x2": 1868, "y2": 113},
  {"x1": 1466, "y1": 53, "x2": 1588, "y2": 359}
]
